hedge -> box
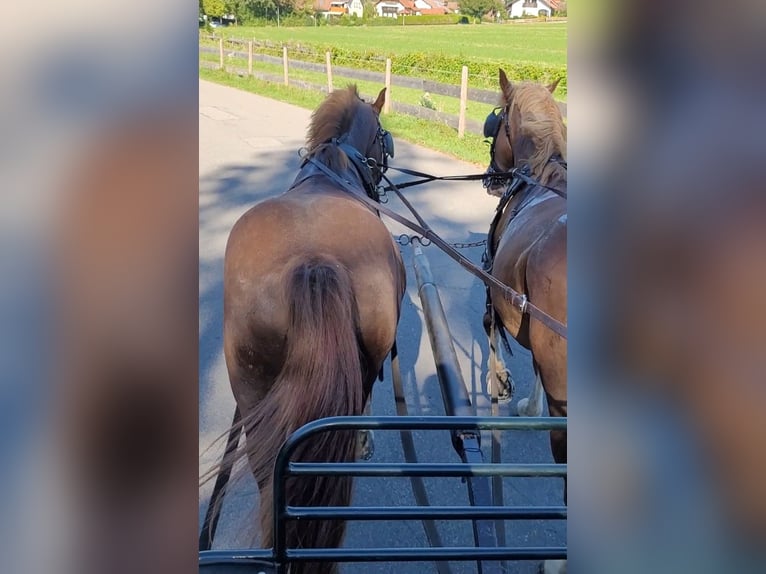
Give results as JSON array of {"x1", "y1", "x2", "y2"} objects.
[{"x1": 202, "y1": 35, "x2": 567, "y2": 96}]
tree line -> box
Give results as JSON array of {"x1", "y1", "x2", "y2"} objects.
[{"x1": 200, "y1": 0, "x2": 509, "y2": 23}]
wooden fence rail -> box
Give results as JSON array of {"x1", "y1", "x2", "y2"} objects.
[{"x1": 199, "y1": 40, "x2": 567, "y2": 137}]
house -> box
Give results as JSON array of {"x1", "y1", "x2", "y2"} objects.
[
  {"x1": 414, "y1": 0, "x2": 451, "y2": 15},
  {"x1": 375, "y1": 0, "x2": 415, "y2": 17},
  {"x1": 506, "y1": 0, "x2": 560, "y2": 18},
  {"x1": 314, "y1": 0, "x2": 364, "y2": 17},
  {"x1": 374, "y1": 0, "x2": 451, "y2": 17}
]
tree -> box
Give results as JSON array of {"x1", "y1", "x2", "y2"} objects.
[
  {"x1": 202, "y1": 0, "x2": 226, "y2": 18},
  {"x1": 225, "y1": 0, "x2": 250, "y2": 22},
  {"x1": 363, "y1": 0, "x2": 377, "y2": 18},
  {"x1": 458, "y1": 0, "x2": 500, "y2": 19}
]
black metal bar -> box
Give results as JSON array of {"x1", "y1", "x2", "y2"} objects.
[
  {"x1": 200, "y1": 546, "x2": 567, "y2": 565},
  {"x1": 275, "y1": 414, "x2": 566, "y2": 433},
  {"x1": 199, "y1": 407, "x2": 243, "y2": 551},
  {"x1": 461, "y1": 434, "x2": 503, "y2": 573},
  {"x1": 390, "y1": 341, "x2": 452, "y2": 574},
  {"x1": 411, "y1": 244, "x2": 502, "y2": 574},
  {"x1": 287, "y1": 462, "x2": 565, "y2": 478},
  {"x1": 287, "y1": 546, "x2": 567, "y2": 562},
  {"x1": 272, "y1": 415, "x2": 568, "y2": 571},
  {"x1": 199, "y1": 550, "x2": 274, "y2": 565},
  {"x1": 286, "y1": 505, "x2": 566, "y2": 521}
]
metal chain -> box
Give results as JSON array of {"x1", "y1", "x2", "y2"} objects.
[
  {"x1": 451, "y1": 239, "x2": 487, "y2": 249},
  {"x1": 393, "y1": 234, "x2": 431, "y2": 247},
  {"x1": 393, "y1": 235, "x2": 485, "y2": 249}
]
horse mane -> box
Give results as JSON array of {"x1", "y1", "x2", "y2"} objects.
[
  {"x1": 306, "y1": 85, "x2": 365, "y2": 171},
  {"x1": 501, "y1": 81, "x2": 567, "y2": 184}
]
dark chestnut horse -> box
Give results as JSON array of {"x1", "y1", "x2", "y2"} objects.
[
  {"x1": 482, "y1": 70, "x2": 567, "y2": 572},
  {"x1": 221, "y1": 86, "x2": 405, "y2": 572}
]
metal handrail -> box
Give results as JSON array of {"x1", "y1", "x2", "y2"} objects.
[{"x1": 200, "y1": 417, "x2": 567, "y2": 572}]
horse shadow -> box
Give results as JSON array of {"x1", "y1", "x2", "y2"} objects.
[
  {"x1": 199, "y1": 147, "x2": 302, "y2": 415},
  {"x1": 199, "y1": 146, "x2": 304, "y2": 547}
]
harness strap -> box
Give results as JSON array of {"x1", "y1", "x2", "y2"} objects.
[
  {"x1": 199, "y1": 407, "x2": 243, "y2": 551},
  {"x1": 307, "y1": 158, "x2": 567, "y2": 339},
  {"x1": 487, "y1": 309, "x2": 507, "y2": 551},
  {"x1": 382, "y1": 173, "x2": 567, "y2": 340},
  {"x1": 337, "y1": 141, "x2": 379, "y2": 201}
]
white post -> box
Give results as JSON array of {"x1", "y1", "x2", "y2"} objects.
[
  {"x1": 384, "y1": 58, "x2": 392, "y2": 114},
  {"x1": 218, "y1": 38, "x2": 224, "y2": 70},
  {"x1": 458, "y1": 65, "x2": 468, "y2": 138},
  {"x1": 247, "y1": 41, "x2": 253, "y2": 76},
  {"x1": 326, "y1": 51, "x2": 333, "y2": 93},
  {"x1": 283, "y1": 46, "x2": 289, "y2": 86}
]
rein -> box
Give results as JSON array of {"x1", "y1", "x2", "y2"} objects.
[
  {"x1": 307, "y1": 154, "x2": 568, "y2": 339},
  {"x1": 381, "y1": 164, "x2": 567, "y2": 200}
]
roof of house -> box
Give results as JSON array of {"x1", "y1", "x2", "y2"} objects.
[
  {"x1": 508, "y1": 0, "x2": 561, "y2": 9},
  {"x1": 417, "y1": 0, "x2": 449, "y2": 13},
  {"x1": 376, "y1": 0, "x2": 416, "y2": 7},
  {"x1": 314, "y1": 0, "x2": 356, "y2": 10}
]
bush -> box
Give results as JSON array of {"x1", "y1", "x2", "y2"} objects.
[
  {"x1": 245, "y1": 39, "x2": 567, "y2": 96},
  {"x1": 419, "y1": 92, "x2": 437, "y2": 110},
  {"x1": 367, "y1": 14, "x2": 463, "y2": 26}
]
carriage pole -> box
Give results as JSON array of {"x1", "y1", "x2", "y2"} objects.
[{"x1": 412, "y1": 243, "x2": 505, "y2": 574}]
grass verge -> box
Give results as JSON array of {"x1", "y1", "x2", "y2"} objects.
[
  {"x1": 200, "y1": 67, "x2": 491, "y2": 166},
  {"x1": 201, "y1": 50, "x2": 498, "y2": 125}
]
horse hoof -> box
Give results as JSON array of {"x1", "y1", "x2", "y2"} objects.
[
  {"x1": 517, "y1": 397, "x2": 543, "y2": 417},
  {"x1": 488, "y1": 370, "x2": 514, "y2": 404},
  {"x1": 356, "y1": 430, "x2": 374, "y2": 461}
]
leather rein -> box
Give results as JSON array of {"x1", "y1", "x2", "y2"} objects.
[{"x1": 304, "y1": 141, "x2": 567, "y2": 340}]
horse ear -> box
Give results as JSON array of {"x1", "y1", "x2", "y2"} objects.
[
  {"x1": 372, "y1": 88, "x2": 386, "y2": 113},
  {"x1": 546, "y1": 78, "x2": 561, "y2": 93},
  {"x1": 499, "y1": 68, "x2": 513, "y2": 99}
]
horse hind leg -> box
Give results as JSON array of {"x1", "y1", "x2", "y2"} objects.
[
  {"x1": 517, "y1": 362, "x2": 545, "y2": 417},
  {"x1": 356, "y1": 399, "x2": 374, "y2": 461},
  {"x1": 485, "y1": 315, "x2": 514, "y2": 403}
]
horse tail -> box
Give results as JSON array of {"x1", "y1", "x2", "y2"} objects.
[{"x1": 244, "y1": 256, "x2": 363, "y2": 573}]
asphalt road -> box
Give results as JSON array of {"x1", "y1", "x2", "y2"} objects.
[{"x1": 199, "y1": 79, "x2": 565, "y2": 573}]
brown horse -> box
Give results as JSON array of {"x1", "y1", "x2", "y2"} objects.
[
  {"x1": 221, "y1": 86, "x2": 405, "y2": 573},
  {"x1": 482, "y1": 70, "x2": 567, "y2": 572}
]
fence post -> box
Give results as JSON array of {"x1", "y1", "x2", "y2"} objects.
[
  {"x1": 218, "y1": 38, "x2": 224, "y2": 70},
  {"x1": 384, "y1": 58, "x2": 392, "y2": 114},
  {"x1": 325, "y1": 51, "x2": 333, "y2": 93},
  {"x1": 247, "y1": 41, "x2": 253, "y2": 77},
  {"x1": 283, "y1": 46, "x2": 289, "y2": 86},
  {"x1": 458, "y1": 65, "x2": 468, "y2": 138}
]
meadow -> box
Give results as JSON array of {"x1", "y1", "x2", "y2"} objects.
[
  {"x1": 213, "y1": 22, "x2": 567, "y2": 68},
  {"x1": 200, "y1": 21, "x2": 566, "y2": 164}
]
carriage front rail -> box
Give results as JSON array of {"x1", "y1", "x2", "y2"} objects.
[
  {"x1": 200, "y1": 415, "x2": 567, "y2": 574},
  {"x1": 201, "y1": 244, "x2": 567, "y2": 573}
]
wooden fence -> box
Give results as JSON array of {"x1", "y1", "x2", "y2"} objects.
[{"x1": 199, "y1": 37, "x2": 567, "y2": 137}]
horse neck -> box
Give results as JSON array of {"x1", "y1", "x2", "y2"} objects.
[
  {"x1": 539, "y1": 159, "x2": 567, "y2": 190},
  {"x1": 510, "y1": 119, "x2": 566, "y2": 187}
]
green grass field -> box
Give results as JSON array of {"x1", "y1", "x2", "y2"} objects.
[
  {"x1": 213, "y1": 22, "x2": 567, "y2": 67},
  {"x1": 200, "y1": 21, "x2": 566, "y2": 164}
]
